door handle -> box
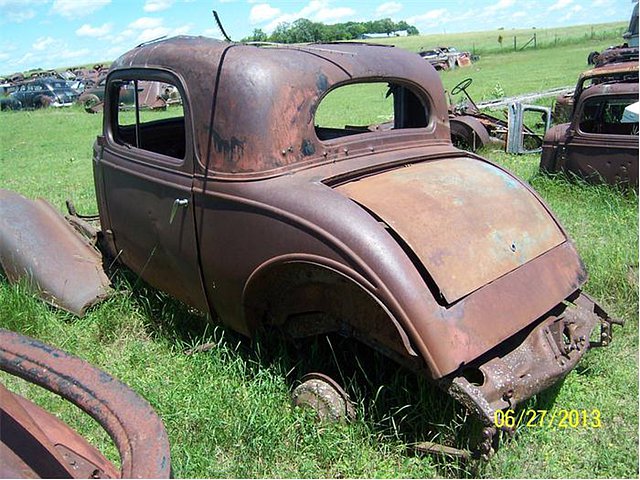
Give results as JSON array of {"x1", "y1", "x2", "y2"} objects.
[{"x1": 169, "y1": 198, "x2": 189, "y2": 224}]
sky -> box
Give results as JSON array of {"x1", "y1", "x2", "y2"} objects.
[{"x1": 0, "y1": 0, "x2": 634, "y2": 75}]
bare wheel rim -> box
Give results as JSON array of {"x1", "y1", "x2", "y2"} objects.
[{"x1": 292, "y1": 372, "x2": 356, "y2": 422}]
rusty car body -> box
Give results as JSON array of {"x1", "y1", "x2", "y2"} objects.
[
  {"x1": 419, "y1": 46, "x2": 472, "y2": 70},
  {"x1": 447, "y1": 77, "x2": 550, "y2": 153},
  {"x1": 555, "y1": 59, "x2": 639, "y2": 124},
  {"x1": 0, "y1": 328, "x2": 170, "y2": 478},
  {"x1": 1, "y1": 36, "x2": 619, "y2": 457},
  {"x1": 542, "y1": 62, "x2": 639, "y2": 187}
]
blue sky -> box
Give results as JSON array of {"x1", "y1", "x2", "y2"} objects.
[{"x1": 0, "y1": 0, "x2": 634, "y2": 75}]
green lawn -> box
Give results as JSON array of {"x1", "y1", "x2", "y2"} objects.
[{"x1": 0, "y1": 27, "x2": 638, "y2": 478}]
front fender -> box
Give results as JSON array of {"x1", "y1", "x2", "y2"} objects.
[{"x1": 0, "y1": 189, "x2": 112, "y2": 316}]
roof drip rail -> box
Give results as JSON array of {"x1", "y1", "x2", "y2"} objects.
[{"x1": 135, "y1": 35, "x2": 167, "y2": 48}]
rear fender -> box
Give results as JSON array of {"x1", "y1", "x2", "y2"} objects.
[
  {"x1": 0, "y1": 189, "x2": 112, "y2": 316},
  {"x1": 242, "y1": 256, "x2": 423, "y2": 372}
]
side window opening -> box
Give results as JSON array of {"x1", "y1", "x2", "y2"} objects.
[
  {"x1": 579, "y1": 97, "x2": 639, "y2": 136},
  {"x1": 113, "y1": 78, "x2": 185, "y2": 160},
  {"x1": 314, "y1": 81, "x2": 428, "y2": 141}
]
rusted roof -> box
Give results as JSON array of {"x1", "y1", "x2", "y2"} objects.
[
  {"x1": 109, "y1": 37, "x2": 450, "y2": 177},
  {"x1": 578, "y1": 60, "x2": 638, "y2": 82}
]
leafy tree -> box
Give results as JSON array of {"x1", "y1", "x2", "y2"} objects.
[
  {"x1": 243, "y1": 28, "x2": 268, "y2": 42},
  {"x1": 253, "y1": 17, "x2": 419, "y2": 44}
]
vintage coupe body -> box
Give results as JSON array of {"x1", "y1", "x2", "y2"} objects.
[
  {"x1": 542, "y1": 62, "x2": 638, "y2": 187},
  {"x1": 2, "y1": 36, "x2": 617, "y2": 456}
]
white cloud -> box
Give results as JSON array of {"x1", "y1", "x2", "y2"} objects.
[
  {"x1": 548, "y1": 0, "x2": 573, "y2": 12},
  {"x1": 250, "y1": 3, "x2": 281, "y2": 24},
  {"x1": 32, "y1": 36, "x2": 57, "y2": 51},
  {"x1": 511, "y1": 11, "x2": 527, "y2": 19},
  {"x1": 0, "y1": 0, "x2": 46, "y2": 23},
  {"x1": 137, "y1": 27, "x2": 172, "y2": 43},
  {"x1": 51, "y1": 0, "x2": 111, "y2": 19},
  {"x1": 129, "y1": 17, "x2": 164, "y2": 29},
  {"x1": 5, "y1": 9, "x2": 37, "y2": 22},
  {"x1": 482, "y1": 0, "x2": 516, "y2": 16},
  {"x1": 376, "y1": 2, "x2": 402, "y2": 17},
  {"x1": 561, "y1": 4, "x2": 583, "y2": 20},
  {"x1": 407, "y1": 8, "x2": 447, "y2": 23},
  {"x1": 261, "y1": 1, "x2": 356, "y2": 31},
  {"x1": 144, "y1": 0, "x2": 173, "y2": 13},
  {"x1": 126, "y1": 17, "x2": 192, "y2": 43},
  {"x1": 591, "y1": 0, "x2": 613, "y2": 6},
  {"x1": 313, "y1": 6, "x2": 355, "y2": 23},
  {"x1": 76, "y1": 23, "x2": 113, "y2": 38}
]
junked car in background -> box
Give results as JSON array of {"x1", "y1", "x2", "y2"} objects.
[
  {"x1": 541, "y1": 61, "x2": 639, "y2": 187},
  {"x1": 0, "y1": 77, "x2": 78, "y2": 110},
  {"x1": 447, "y1": 77, "x2": 551, "y2": 154},
  {"x1": 419, "y1": 46, "x2": 473, "y2": 70},
  {"x1": 0, "y1": 36, "x2": 620, "y2": 459}
]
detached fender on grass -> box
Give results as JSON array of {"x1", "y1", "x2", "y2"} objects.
[{"x1": 0, "y1": 189, "x2": 112, "y2": 316}]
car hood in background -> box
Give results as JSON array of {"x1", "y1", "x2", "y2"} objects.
[{"x1": 336, "y1": 158, "x2": 565, "y2": 304}]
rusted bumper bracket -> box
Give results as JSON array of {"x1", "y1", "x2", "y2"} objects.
[{"x1": 441, "y1": 292, "x2": 620, "y2": 426}]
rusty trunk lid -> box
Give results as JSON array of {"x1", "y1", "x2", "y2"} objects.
[{"x1": 336, "y1": 157, "x2": 565, "y2": 303}]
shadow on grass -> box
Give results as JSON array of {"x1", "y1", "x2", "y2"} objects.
[{"x1": 112, "y1": 267, "x2": 488, "y2": 477}]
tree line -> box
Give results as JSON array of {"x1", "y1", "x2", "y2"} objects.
[{"x1": 242, "y1": 18, "x2": 419, "y2": 44}]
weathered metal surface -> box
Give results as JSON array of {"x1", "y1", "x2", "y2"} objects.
[
  {"x1": 0, "y1": 189, "x2": 112, "y2": 315},
  {"x1": 449, "y1": 78, "x2": 549, "y2": 153},
  {"x1": 449, "y1": 115, "x2": 492, "y2": 151},
  {"x1": 506, "y1": 103, "x2": 552, "y2": 154},
  {"x1": 1, "y1": 383, "x2": 118, "y2": 478},
  {"x1": 291, "y1": 373, "x2": 356, "y2": 422},
  {"x1": 88, "y1": 36, "x2": 618, "y2": 437},
  {"x1": 476, "y1": 85, "x2": 572, "y2": 110},
  {"x1": 0, "y1": 328, "x2": 171, "y2": 478},
  {"x1": 412, "y1": 442, "x2": 471, "y2": 459},
  {"x1": 542, "y1": 66, "x2": 639, "y2": 187},
  {"x1": 336, "y1": 158, "x2": 565, "y2": 303},
  {"x1": 109, "y1": 38, "x2": 450, "y2": 178},
  {"x1": 552, "y1": 61, "x2": 638, "y2": 123},
  {"x1": 442, "y1": 292, "x2": 619, "y2": 423}
]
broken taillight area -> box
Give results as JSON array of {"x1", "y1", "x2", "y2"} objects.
[{"x1": 440, "y1": 292, "x2": 622, "y2": 425}]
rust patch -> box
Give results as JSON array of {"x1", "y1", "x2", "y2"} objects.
[
  {"x1": 336, "y1": 158, "x2": 565, "y2": 303},
  {"x1": 0, "y1": 189, "x2": 112, "y2": 315}
]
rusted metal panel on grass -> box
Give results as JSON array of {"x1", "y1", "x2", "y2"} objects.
[
  {"x1": 336, "y1": 158, "x2": 565, "y2": 303},
  {"x1": 0, "y1": 328, "x2": 171, "y2": 478},
  {"x1": 0, "y1": 189, "x2": 112, "y2": 315}
]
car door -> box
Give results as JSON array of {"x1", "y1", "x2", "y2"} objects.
[
  {"x1": 562, "y1": 94, "x2": 639, "y2": 186},
  {"x1": 97, "y1": 69, "x2": 208, "y2": 311}
]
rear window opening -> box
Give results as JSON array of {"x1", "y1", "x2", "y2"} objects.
[{"x1": 315, "y1": 81, "x2": 429, "y2": 141}]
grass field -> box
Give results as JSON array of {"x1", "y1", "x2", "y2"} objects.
[{"x1": 0, "y1": 24, "x2": 638, "y2": 478}]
